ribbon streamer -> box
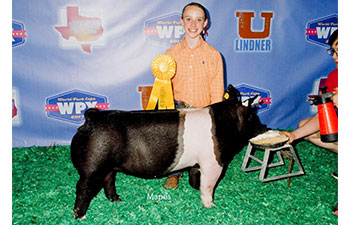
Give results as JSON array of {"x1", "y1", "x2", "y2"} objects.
[{"x1": 146, "y1": 55, "x2": 176, "y2": 110}]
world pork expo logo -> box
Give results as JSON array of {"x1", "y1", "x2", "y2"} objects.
[
  {"x1": 305, "y1": 14, "x2": 337, "y2": 47},
  {"x1": 12, "y1": 21, "x2": 27, "y2": 47},
  {"x1": 236, "y1": 84, "x2": 271, "y2": 113},
  {"x1": 55, "y1": 6, "x2": 104, "y2": 53},
  {"x1": 45, "y1": 90, "x2": 109, "y2": 124},
  {"x1": 234, "y1": 11, "x2": 273, "y2": 53},
  {"x1": 144, "y1": 12, "x2": 185, "y2": 47}
]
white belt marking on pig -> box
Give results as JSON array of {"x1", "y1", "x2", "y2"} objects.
[
  {"x1": 170, "y1": 107, "x2": 223, "y2": 207},
  {"x1": 170, "y1": 108, "x2": 221, "y2": 172},
  {"x1": 166, "y1": 111, "x2": 186, "y2": 172}
]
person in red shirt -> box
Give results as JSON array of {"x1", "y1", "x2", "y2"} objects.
[
  {"x1": 284, "y1": 28, "x2": 338, "y2": 217},
  {"x1": 284, "y1": 29, "x2": 338, "y2": 153}
]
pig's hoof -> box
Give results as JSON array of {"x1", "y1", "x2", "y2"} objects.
[
  {"x1": 203, "y1": 201, "x2": 216, "y2": 208},
  {"x1": 108, "y1": 195, "x2": 122, "y2": 202},
  {"x1": 111, "y1": 197, "x2": 122, "y2": 202},
  {"x1": 73, "y1": 209, "x2": 87, "y2": 220},
  {"x1": 77, "y1": 215, "x2": 87, "y2": 220}
]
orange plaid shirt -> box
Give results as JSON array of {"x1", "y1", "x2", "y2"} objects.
[{"x1": 166, "y1": 36, "x2": 224, "y2": 108}]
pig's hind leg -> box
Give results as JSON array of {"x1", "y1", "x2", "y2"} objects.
[
  {"x1": 189, "y1": 165, "x2": 201, "y2": 190},
  {"x1": 73, "y1": 169, "x2": 108, "y2": 219},
  {"x1": 103, "y1": 170, "x2": 121, "y2": 202},
  {"x1": 74, "y1": 166, "x2": 119, "y2": 219}
]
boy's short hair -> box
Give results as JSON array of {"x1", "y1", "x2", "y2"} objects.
[{"x1": 328, "y1": 29, "x2": 338, "y2": 46}]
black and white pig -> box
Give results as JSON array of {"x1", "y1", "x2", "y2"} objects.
[{"x1": 70, "y1": 84, "x2": 267, "y2": 219}]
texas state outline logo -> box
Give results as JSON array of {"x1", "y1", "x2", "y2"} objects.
[
  {"x1": 45, "y1": 89, "x2": 109, "y2": 124},
  {"x1": 55, "y1": 6, "x2": 104, "y2": 53},
  {"x1": 305, "y1": 14, "x2": 337, "y2": 47},
  {"x1": 144, "y1": 12, "x2": 185, "y2": 47},
  {"x1": 234, "y1": 11, "x2": 274, "y2": 53},
  {"x1": 12, "y1": 21, "x2": 27, "y2": 47},
  {"x1": 235, "y1": 84, "x2": 271, "y2": 113}
]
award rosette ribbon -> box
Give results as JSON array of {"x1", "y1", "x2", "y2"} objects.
[{"x1": 146, "y1": 54, "x2": 176, "y2": 110}]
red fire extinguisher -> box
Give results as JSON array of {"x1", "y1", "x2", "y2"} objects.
[{"x1": 309, "y1": 92, "x2": 338, "y2": 142}]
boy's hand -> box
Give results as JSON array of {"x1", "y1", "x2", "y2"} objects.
[
  {"x1": 282, "y1": 131, "x2": 296, "y2": 144},
  {"x1": 331, "y1": 88, "x2": 338, "y2": 108}
]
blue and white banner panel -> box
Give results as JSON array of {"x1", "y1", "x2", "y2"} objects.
[{"x1": 12, "y1": 0, "x2": 338, "y2": 147}]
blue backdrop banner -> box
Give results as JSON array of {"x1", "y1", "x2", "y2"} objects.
[{"x1": 12, "y1": 0, "x2": 338, "y2": 147}]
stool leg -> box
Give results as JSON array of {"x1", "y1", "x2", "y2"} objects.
[
  {"x1": 276, "y1": 151, "x2": 284, "y2": 165},
  {"x1": 287, "y1": 157, "x2": 293, "y2": 187},
  {"x1": 288, "y1": 146, "x2": 305, "y2": 175},
  {"x1": 267, "y1": 150, "x2": 285, "y2": 168},
  {"x1": 259, "y1": 149, "x2": 271, "y2": 181},
  {"x1": 241, "y1": 143, "x2": 253, "y2": 171}
]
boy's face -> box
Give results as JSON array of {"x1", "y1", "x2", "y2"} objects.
[
  {"x1": 180, "y1": 5, "x2": 208, "y2": 40},
  {"x1": 331, "y1": 38, "x2": 338, "y2": 68}
]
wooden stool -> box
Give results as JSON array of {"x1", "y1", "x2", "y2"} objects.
[{"x1": 241, "y1": 142, "x2": 305, "y2": 186}]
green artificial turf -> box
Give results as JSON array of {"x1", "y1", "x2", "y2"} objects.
[{"x1": 12, "y1": 142, "x2": 338, "y2": 224}]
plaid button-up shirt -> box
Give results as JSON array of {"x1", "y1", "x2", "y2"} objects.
[{"x1": 166, "y1": 36, "x2": 224, "y2": 108}]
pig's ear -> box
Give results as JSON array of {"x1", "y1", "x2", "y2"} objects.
[
  {"x1": 84, "y1": 108, "x2": 100, "y2": 122},
  {"x1": 223, "y1": 84, "x2": 240, "y2": 102}
]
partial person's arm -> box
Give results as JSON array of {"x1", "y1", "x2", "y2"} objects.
[{"x1": 284, "y1": 114, "x2": 320, "y2": 143}]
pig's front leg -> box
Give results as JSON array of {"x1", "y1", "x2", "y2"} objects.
[{"x1": 199, "y1": 162, "x2": 223, "y2": 208}]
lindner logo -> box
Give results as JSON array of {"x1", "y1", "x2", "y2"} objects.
[
  {"x1": 144, "y1": 12, "x2": 185, "y2": 47},
  {"x1": 305, "y1": 14, "x2": 337, "y2": 47},
  {"x1": 45, "y1": 90, "x2": 109, "y2": 124},
  {"x1": 236, "y1": 84, "x2": 271, "y2": 113},
  {"x1": 55, "y1": 6, "x2": 104, "y2": 53},
  {"x1": 12, "y1": 21, "x2": 27, "y2": 47},
  {"x1": 235, "y1": 11, "x2": 273, "y2": 52}
]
